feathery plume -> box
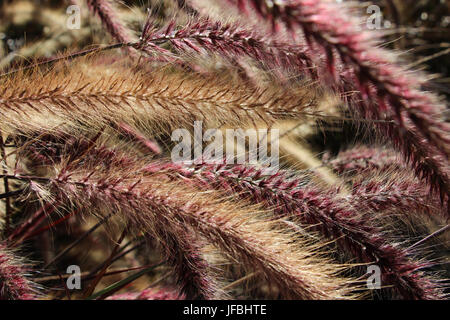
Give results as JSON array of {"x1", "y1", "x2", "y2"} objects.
[
  {"x1": 139, "y1": 17, "x2": 314, "y2": 78},
  {"x1": 153, "y1": 222, "x2": 226, "y2": 299},
  {"x1": 0, "y1": 59, "x2": 318, "y2": 136},
  {"x1": 0, "y1": 242, "x2": 36, "y2": 300},
  {"x1": 324, "y1": 146, "x2": 404, "y2": 176},
  {"x1": 86, "y1": 0, "x2": 136, "y2": 46},
  {"x1": 325, "y1": 146, "x2": 448, "y2": 216}
]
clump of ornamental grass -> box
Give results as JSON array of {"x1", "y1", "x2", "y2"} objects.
[{"x1": 0, "y1": 0, "x2": 448, "y2": 300}]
